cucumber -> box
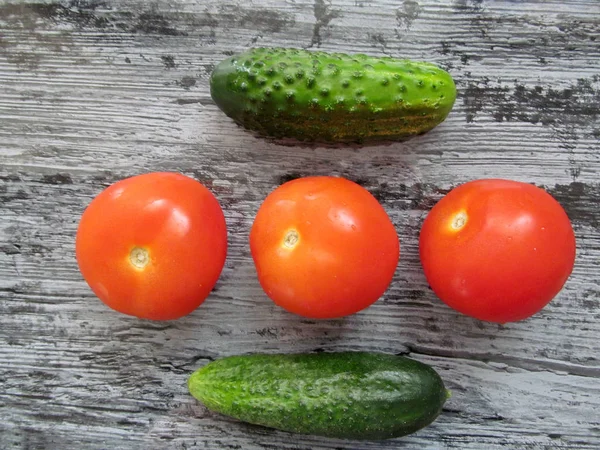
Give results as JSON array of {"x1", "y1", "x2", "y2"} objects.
[
  {"x1": 210, "y1": 47, "x2": 456, "y2": 143},
  {"x1": 188, "y1": 351, "x2": 449, "y2": 440}
]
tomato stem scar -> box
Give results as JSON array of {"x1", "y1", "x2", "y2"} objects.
[
  {"x1": 451, "y1": 212, "x2": 468, "y2": 230},
  {"x1": 283, "y1": 229, "x2": 299, "y2": 249},
  {"x1": 130, "y1": 247, "x2": 149, "y2": 269}
]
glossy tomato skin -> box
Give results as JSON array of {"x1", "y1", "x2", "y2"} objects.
[
  {"x1": 76, "y1": 172, "x2": 227, "y2": 320},
  {"x1": 419, "y1": 179, "x2": 576, "y2": 323},
  {"x1": 250, "y1": 176, "x2": 399, "y2": 319}
]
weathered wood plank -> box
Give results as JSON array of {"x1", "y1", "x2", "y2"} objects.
[{"x1": 1, "y1": 0, "x2": 599, "y2": 448}]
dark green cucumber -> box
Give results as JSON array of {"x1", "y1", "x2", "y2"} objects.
[
  {"x1": 188, "y1": 351, "x2": 449, "y2": 440},
  {"x1": 210, "y1": 47, "x2": 456, "y2": 143}
]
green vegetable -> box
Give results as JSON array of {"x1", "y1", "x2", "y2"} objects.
[
  {"x1": 188, "y1": 351, "x2": 449, "y2": 440},
  {"x1": 210, "y1": 47, "x2": 456, "y2": 143}
]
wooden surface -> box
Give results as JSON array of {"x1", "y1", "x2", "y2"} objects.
[{"x1": 1, "y1": 0, "x2": 599, "y2": 448}]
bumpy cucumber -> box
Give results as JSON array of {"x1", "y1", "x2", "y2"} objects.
[
  {"x1": 188, "y1": 351, "x2": 448, "y2": 440},
  {"x1": 210, "y1": 47, "x2": 456, "y2": 143}
]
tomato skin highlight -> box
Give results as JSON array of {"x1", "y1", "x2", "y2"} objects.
[
  {"x1": 75, "y1": 172, "x2": 227, "y2": 320},
  {"x1": 250, "y1": 176, "x2": 400, "y2": 319},
  {"x1": 419, "y1": 179, "x2": 576, "y2": 323}
]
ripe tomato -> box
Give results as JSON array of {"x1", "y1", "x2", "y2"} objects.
[
  {"x1": 419, "y1": 179, "x2": 576, "y2": 323},
  {"x1": 76, "y1": 172, "x2": 227, "y2": 320},
  {"x1": 250, "y1": 176, "x2": 399, "y2": 319}
]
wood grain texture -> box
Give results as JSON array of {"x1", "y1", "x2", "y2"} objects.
[{"x1": 1, "y1": 0, "x2": 599, "y2": 448}]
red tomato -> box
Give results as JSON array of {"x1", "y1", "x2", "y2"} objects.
[
  {"x1": 76, "y1": 172, "x2": 227, "y2": 320},
  {"x1": 419, "y1": 179, "x2": 576, "y2": 323},
  {"x1": 250, "y1": 176, "x2": 399, "y2": 319}
]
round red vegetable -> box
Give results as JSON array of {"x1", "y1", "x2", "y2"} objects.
[
  {"x1": 250, "y1": 176, "x2": 400, "y2": 319},
  {"x1": 76, "y1": 172, "x2": 227, "y2": 320},
  {"x1": 419, "y1": 179, "x2": 576, "y2": 323}
]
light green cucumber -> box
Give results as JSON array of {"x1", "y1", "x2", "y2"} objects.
[
  {"x1": 188, "y1": 351, "x2": 449, "y2": 440},
  {"x1": 210, "y1": 47, "x2": 456, "y2": 143}
]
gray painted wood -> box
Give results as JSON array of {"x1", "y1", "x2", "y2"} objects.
[{"x1": 1, "y1": 0, "x2": 599, "y2": 448}]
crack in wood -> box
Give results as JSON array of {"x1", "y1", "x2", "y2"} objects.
[
  {"x1": 309, "y1": 0, "x2": 341, "y2": 48},
  {"x1": 404, "y1": 343, "x2": 600, "y2": 379}
]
